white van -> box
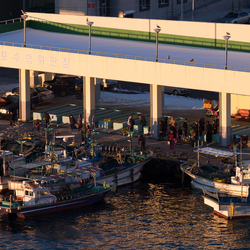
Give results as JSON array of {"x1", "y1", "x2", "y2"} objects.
[{"x1": 164, "y1": 87, "x2": 190, "y2": 95}]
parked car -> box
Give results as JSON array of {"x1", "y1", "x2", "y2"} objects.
[
  {"x1": 44, "y1": 75, "x2": 83, "y2": 97},
  {"x1": 101, "y1": 79, "x2": 117, "y2": 90},
  {"x1": 0, "y1": 93, "x2": 38, "y2": 118},
  {"x1": 164, "y1": 87, "x2": 190, "y2": 96},
  {"x1": 75, "y1": 79, "x2": 117, "y2": 99},
  {"x1": 220, "y1": 11, "x2": 250, "y2": 24},
  {"x1": 12, "y1": 86, "x2": 54, "y2": 103},
  {"x1": 33, "y1": 85, "x2": 54, "y2": 102},
  {"x1": 12, "y1": 87, "x2": 38, "y2": 99}
]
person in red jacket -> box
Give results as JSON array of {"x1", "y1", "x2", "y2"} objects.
[{"x1": 169, "y1": 130, "x2": 175, "y2": 150}]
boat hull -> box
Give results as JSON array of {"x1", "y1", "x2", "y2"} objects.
[
  {"x1": 1, "y1": 189, "x2": 110, "y2": 219},
  {"x1": 204, "y1": 195, "x2": 250, "y2": 220},
  {"x1": 181, "y1": 164, "x2": 249, "y2": 197},
  {"x1": 97, "y1": 158, "x2": 151, "y2": 187}
]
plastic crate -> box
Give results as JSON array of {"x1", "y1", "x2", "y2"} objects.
[{"x1": 204, "y1": 103, "x2": 213, "y2": 109}]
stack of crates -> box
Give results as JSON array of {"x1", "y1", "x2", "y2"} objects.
[{"x1": 203, "y1": 99, "x2": 214, "y2": 109}]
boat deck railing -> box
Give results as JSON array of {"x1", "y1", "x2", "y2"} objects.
[{"x1": 202, "y1": 187, "x2": 220, "y2": 202}]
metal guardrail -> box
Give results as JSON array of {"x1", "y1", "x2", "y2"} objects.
[
  {"x1": 0, "y1": 40, "x2": 250, "y2": 72},
  {"x1": 0, "y1": 18, "x2": 22, "y2": 25}
]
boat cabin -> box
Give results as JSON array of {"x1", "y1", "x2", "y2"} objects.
[
  {"x1": 8, "y1": 180, "x2": 56, "y2": 206},
  {"x1": 231, "y1": 160, "x2": 250, "y2": 185}
]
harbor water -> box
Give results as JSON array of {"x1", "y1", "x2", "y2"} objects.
[{"x1": 1, "y1": 179, "x2": 250, "y2": 249}]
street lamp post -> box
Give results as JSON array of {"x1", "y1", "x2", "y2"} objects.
[
  {"x1": 223, "y1": 32, "x2": 231, "y2": 70},
  {"x1": 86, "y1": 19, "x2": 94, "y2": 54},
  {"x1": 21, "y1": 12, "x2": 28, "y2": 47},
  {"x1": 154, "y1": 25, "x2": 161, "y2": 62}
]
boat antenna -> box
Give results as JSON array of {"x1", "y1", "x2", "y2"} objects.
[
  {"x1": 91, "y1": 129, "x2": 99, "y2": 166},
  {"x1": 92, "y1": 172, "x2": 96, "y2": 187},
  {"x1": 197, "y1": 139, "x2": 200, "y2": 168},
  {"x1": 126, "y1": 127, "x2": 134, "y2": 155}
]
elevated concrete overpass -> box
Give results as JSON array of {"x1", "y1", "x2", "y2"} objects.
[{"x1": 1, "y1": 13, "x2": 250, "y2": 146}]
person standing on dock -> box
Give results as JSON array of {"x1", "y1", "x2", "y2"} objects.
[
  {"x1": 86, "y1": 124, "x2": 91, "y2": 143},
  {"x1": 138, "y1": 134, "x2": 146, "y2": 151},
  {"x1": 81, "y1": 123, "x2": 87, "y2": 144},
  {"x1": 138, "y1": 114, "x2": 147, "y2": 127},
  {"x1": 212, "y1": 119, "x2": 217, "y2": 134},
  {"x1": 182, "y1": 118, "x2": 188, "y2": 139},
  {"x1": 69, "y1": 114, "x2": 76, "y2": 132},
  {"x1": 163, "y1": 116, "x2": 168, "y2": 138},
  {"x1": 32, "y1": 119, "x2": 40, "y2": 131},
  {"x1": 189, "y1": 125, "x2": 197, "y2": 147},
  {"x1": 169, "y1": 130, "x2": 175, "y2": 150},
  {"x1": 205, "y1": 121, "x2": 213, "y2": 144},
  {"x1": 44, "y1": 112, "x2": 50, "y2": 128},
  {"x1": 176, "y1": 126, "x2": 182, "y2": 145},
  {"x1": 9, "y1": 110, "x2": 16, "y2": 127},
  {"x1": 127, "y1": 116, "x2": 135, "y2": 132},
  {"x1": 158, "y1": 120, "x2": 164, "y2": 141},
  {"x1": 77, "y1": 113, "x2": 83, "y2": 130}
]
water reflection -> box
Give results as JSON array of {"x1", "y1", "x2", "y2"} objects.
[{"x1": 1, "y1": 181, "x2": 250, "y2": 249}]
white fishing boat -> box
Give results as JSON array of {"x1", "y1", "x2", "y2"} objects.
[
  {"x1": 203, "y1": 187, "x2": 250, "y2": 220},
  {"x1": 94, "y1": 149, "x2": 153, "y2": 187},
  {"x1": 72, "y1": 131, "x2": 153, "y2": 187},
  {"x1": 181, "y1": 147, "x2": 250, "y2": 197},
  {"x1": 3, "y1": 132, "x2": 152, "y2": 192},
  {"x1": 13, "y1": 150, "x2": 104, "y2": 194}
]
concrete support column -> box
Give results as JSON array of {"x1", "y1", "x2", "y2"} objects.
[
  {"x1": 29, "y1": 70, "x2": 39, "y2": 87},
  {"x1": 219, "y1": 92, "x2": 231, "y2": 146},
  {"x1": 84, "y1": 76, "x2": 95, "y2": 127},
  {"x1": 19, "y1": 69, "x2": 31, "y2": 121},
  {"x1": 150, "y1": 84, "x2": 163, "y2": 138},
  {"x1": 95, "y1": 78, "x2": 102, "y2": 101}
]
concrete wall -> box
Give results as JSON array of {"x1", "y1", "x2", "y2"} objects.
[
  {"x1": 1, "y1": 44, "x2": 250, "y2": 97},
  {"x1": 231, "y1": 94, "x2": 250, "y2": 115}
]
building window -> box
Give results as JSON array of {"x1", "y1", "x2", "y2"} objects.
[
  {"x1": 177, "y1": 0, "x2": 188, "y2": 4},
  {"x1": 159, "y1": 0, "x2": 169, "y2": 8},
  {"x1": 140, "y1": 0, "x2": 150, "y2": 12}
]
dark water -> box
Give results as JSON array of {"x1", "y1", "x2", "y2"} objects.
[{"x1": 1, "y1": 180, "x2": 250, "y2": 250}]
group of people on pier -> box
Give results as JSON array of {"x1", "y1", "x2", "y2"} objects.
[
  {"x1": 158, "y1": 116, "x2": 219, "y2": 149},
  {"x1": 30, "y1": 110, "x2": 219, "y2": 153}
]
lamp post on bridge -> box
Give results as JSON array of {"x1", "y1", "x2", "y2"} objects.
[
  {"x1": 154, "y1": 25, "x2": 161, "y2": 62},
  {"x1": 21, "y1": 11, "x2": 28, "y2": 47},
  {"x1": 223, "y1": 32, "x2": 231, "y2": 70},
  {"x1": 86, "y1": 18, "x2": 94, "y2": 54}
]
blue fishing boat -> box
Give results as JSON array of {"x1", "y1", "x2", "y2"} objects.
[{"x1": 0, "y1": 179, "x2": 111, "y2": 220}]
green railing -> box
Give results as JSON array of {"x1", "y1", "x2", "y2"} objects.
[
  {"x1": 2, "y1": 18, "x2": 250, "y2": 53},
  {"x1": 26, "y1": 19, "x2": 250, "y2": 53}
]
